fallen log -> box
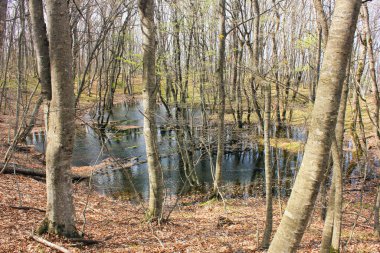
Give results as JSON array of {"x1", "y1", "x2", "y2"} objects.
[
  {"x1": 1, "y1": 163, "x2": 88, "y2": 181},
  {"x1": 30, "y1": 234, "x2": 72, "y2": 253}
]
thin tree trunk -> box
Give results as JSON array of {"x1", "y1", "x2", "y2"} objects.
[
  {"x1": 331, "y1": 58, "x2": 350, "y2": 252},
  {"x1": 29, "y1": 0, "x2": 52, "y2": 101},
  {"x1": 261, "y1": 82, "x2": 273, "y2": 248},
  {"x1": 321, "y1": 59, "x2": 351, "y2": 252},
  {"x1": 268, "y1": 1, "x2": 361, "y2": 252},
  {"x1": 0, "y1": 7, "x2": 16, "y2": 112},
  {"x1": 139, "y1": 0, "x2": 164, "y2": 220},
  {"x1": 361, "y1": 4, "x2": 380, "y2": 144},
  {"x1": 0, "y1": 0, "x2": 7, "y2": 59},
  {"x1": 15, "y1": 0, "x2": 26, "y2": 137},
  {"x1": 271, "y1": 0, "x2": 282, "y2": 129},
  {"x1": 320, "y1": 165, "x2": 335, "y2": 252},
  {"x1": 213, "y1": 0, "x2": 226, "y2": 195},
  {"x1": 251, "y1": 0, "x2": 263, "y2": 129},
  {"x1": 375, "y1": 185, "x2": 380, "y2": 237},
  {"x1": 312, "y1": 0, "x2": 329, "y2": 46},
  {"x1": 351, "y1": 34, "x2": 367, "y2": 158},
  {"x1": 29, "y1": 0, "x2": 51, "y2": 132}
]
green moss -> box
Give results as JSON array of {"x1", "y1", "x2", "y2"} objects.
[
  {"x1": 37, "y1": 218, "x2": 79, "y2": 238},
  {"x1": 329, "y1": 247, "x2": 339, "y2": 253},
  {"x1": 199, "y1": 198, "x2": 217, "y2": 206},
  {"x1": 36, "y1": 218, "x2": 49, "y2": 235},
  {"x1": 255, "y1": 137, "x2": 304, "y2": 153}
]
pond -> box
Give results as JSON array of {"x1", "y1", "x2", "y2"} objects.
[{"x1": 26, "y1": 100, "x2": 375, "y2": 200}]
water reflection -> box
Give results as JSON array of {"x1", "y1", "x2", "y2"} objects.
[{"x1": 26, "y1": 100, "x2": 375, "y2": 200}]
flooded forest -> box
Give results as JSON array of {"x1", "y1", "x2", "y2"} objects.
[{"x1": 0, "y1": 0, "x2": 379, "y2": 252}]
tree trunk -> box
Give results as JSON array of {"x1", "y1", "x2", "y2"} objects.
[
  {"x1": 41, "y1": 0, "x2": 77, "y2": 237},
  {"x1": 312, "y1": 0, "x2": 329, "y2": 46},
  {"x1": 320, "y1": 171, "x2": 336, "y2": 252},
  {"x1": 361, "y1": 4, "x2": 380, "y2": 144},
  {"x1": 213, "y1": 0, "x2": 226, "y2": 194},
  {"x1": 261, "y1": 83, "x2": 273, "y2": 248},
  {"x1": 375, "y1": 185, "x2": 380, "y2": 237},
  {"x1": 139, "y1": 0, "x2": 164, "y2": 220},
  {"x1": 0, "y1": 0, "x2": 7, "y2": 59},
  {"x1": 331, "y1": 59, "x2": 350, "y2": 252},
  {"x1": 321, "y1": 67, "x2": 350, "y2": 252},
  {"x1": 268, "y1": 1, "x2": 361, "y2": 252},
  {"x1": 29, "y1": 0, "x2": 51, "y2": 100},
  {"x1": 351, "y1": 33, "x2": 367, "y2": 158}
]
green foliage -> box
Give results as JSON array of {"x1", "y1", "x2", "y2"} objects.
[
  {"x1": 296, "y1": 34, "x2": 318, "y2": 49},
  {"x1": 117, "y1": 52, "x2": 142, "y2": 68}
]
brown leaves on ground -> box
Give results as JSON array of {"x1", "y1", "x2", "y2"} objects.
[
  {"x1": 0, "y1": 99, "x2": 379, "y2": 252},
  {"x1": 0, "y1": 171, "x2": 379, "y2": 252}
]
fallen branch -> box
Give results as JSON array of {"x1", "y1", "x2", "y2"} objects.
[
  {"x1": 10, "y1": 205, "x2": 45, "y2": 213},
  {"x1": 68, "y1": 238, "x2": 102, "y2": 246},
  {"x1": 30, "y1": 234, "x2": 72, "y2": 253},
  {"x1": 1, "y1": 163, "x2": 87, "y2": 181}
]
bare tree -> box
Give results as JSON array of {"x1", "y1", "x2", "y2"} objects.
[
  {"x1": 139, "y1": 0, "x2": 164, "y2": 221},
  {"x1": 38, "y1": 0, "x2": 78, "y2": 237},
  {"x1": 261, "y1": 81, "x2": 272, "y2": 248},
  {"x1": 213, "y1": 0, "x2": 226, "y2": 195},
  {"x1": 268, "y1": 1, "x2": 362, "y2": 251}
]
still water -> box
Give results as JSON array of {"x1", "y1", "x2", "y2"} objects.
[{"x1": 27, "y1": 101, "x2": 371, "y2": 200}]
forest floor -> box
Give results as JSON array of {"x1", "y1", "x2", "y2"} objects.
[
  {"x1": 0, "y1": 171, "x2": 379, "y2": 253},
  {"x1": 1, "y1": 92, "x2": 379, "y2": 252}
]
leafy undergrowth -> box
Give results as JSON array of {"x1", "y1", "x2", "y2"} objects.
[{"x1": 0, "y1": 172, "x2": 379, "y2": 252}]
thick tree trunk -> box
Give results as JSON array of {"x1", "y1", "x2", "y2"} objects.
[
  {"x1": 139, "y1": 0, "x2": 164, "y2": 220},
  {"x1": 42, "y1": 0, "x2": 77, "y2": 237},
  {"x1": 268, "y1": 1, "x2": 361, "y2": 252},
  {"x1": 213, "y1": 0, "x2": 226, "y2": 194}
]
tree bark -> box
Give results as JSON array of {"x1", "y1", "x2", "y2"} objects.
[
  {"x1": 261, "y1": 82, "x2": 273, "y2": 248},
  {"x1": 375, "y1": 185, "x2": 380, "y2": 237},
  {"x1": 0, "y1": 0, "x2": 7, "y2": 59},
  {"x1": 42, "y1": 0, "x2": 77, "y2": 237},
  {"x1": 139, "y1": 0, "x2": 164, "y2": 220},
  {"x1": 321, "y1": 71, "x2": 350, "y2": 253},
  {"x1": 331, "y1": 59, "x2": 350, "y2": 252},
  {"x1": 29, "y1": 0, "x2": 51, "y2": 101},
  {"x1": 29, "y1": 0, "x2": 51, "y2": 138},
  {"x1": 213, "y1": 0, "x2": 226, "y2": 194},
  {"x1": 268, "y1": 1, "x2": 361, "y2": 252},
  {"x1": 312, "y1": 0, "x2": 329, "y2": 46},
  {"x1": 361, "y1": 4, "x2": 380, "y2": 144}
]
